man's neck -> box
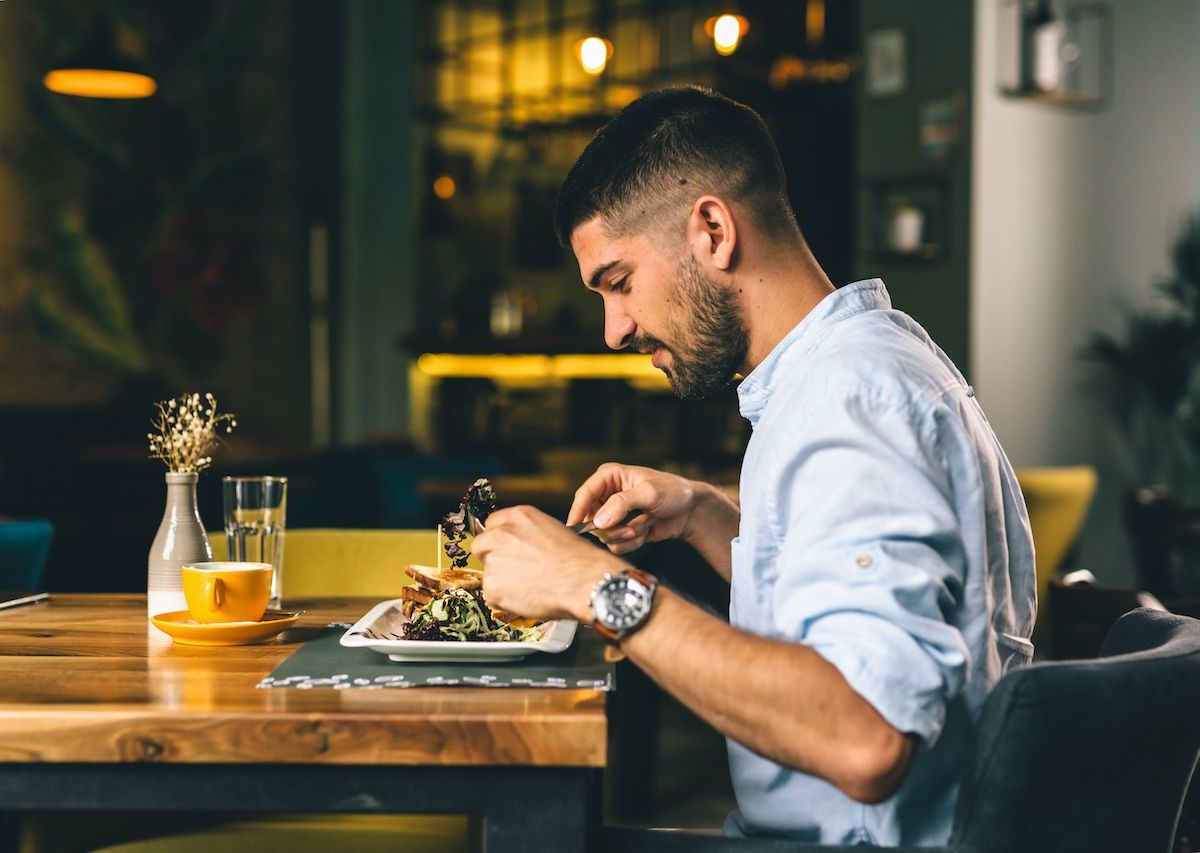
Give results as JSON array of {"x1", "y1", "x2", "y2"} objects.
[{"x1": 736, "y1": 241, "x2": 836, "y2": 375}]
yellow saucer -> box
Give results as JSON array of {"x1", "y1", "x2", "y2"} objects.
[{"x1": 150, "y1": 609, "x2": 302, "y2": 646}]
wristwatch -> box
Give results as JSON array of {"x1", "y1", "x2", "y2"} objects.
[{"x1": 590, "y1": 568, "x2": 658, "y2": 643}]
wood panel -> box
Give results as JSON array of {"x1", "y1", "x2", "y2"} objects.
[{"x1": 0, "y1": 595, "x2": 606, "y2": 767}]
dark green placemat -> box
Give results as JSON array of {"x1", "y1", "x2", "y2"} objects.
[{"x1": 257, "y1": 625, "x2": 615, "y2": 690}]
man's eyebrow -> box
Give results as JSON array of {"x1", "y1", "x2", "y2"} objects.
[{"x1": 585, "y1": 259, "x2": 621, "y2": 290}]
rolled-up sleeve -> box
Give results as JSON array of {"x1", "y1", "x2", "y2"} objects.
[{"x1": 771, "y1": 388, "x2": 970, "y2": 746}]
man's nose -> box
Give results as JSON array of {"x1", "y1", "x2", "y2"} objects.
[{"x1": 603, "y1": 304, "x2": 636, "y2": 351}]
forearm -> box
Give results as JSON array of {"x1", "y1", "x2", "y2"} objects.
[
  {"x1": 615, "y1": 587, "x2": 912, "y2": 802},
  {"x1": 681, "y1": 483, "x2": 740, "y2": 581}
]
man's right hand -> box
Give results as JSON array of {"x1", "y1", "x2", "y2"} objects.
[{"x1": 567, "y1": 463, "x2": 739, "y2": 577}]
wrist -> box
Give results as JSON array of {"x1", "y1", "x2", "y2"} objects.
[
  {"x1": 680, "y1": 481, "x2": 719, "y2": 546},
  {"x1": 570, "y1": 553, "x2": 628, "y2": 623}
]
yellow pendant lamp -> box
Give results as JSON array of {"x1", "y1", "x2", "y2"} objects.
[{"x1": 44, "y1": 18, "x2": 157, "y2": 99}]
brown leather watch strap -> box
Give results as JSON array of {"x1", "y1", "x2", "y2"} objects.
[
  {"x1": 592, "y1": 620, "x2": 619, "y2": 642},
  {"x1": 624, "y1": 567, "x2": 657, "y2": 589}
]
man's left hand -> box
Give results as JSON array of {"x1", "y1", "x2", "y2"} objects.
[{"x1": 471, "y1": 505, "x2": 628, "y2": 622}]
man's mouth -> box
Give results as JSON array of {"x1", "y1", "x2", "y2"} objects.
[{"x1": 650, "y1": 348, "x2": 668, "y2": 370}]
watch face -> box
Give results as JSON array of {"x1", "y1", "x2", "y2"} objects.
[{"x1": 595, "y1": 576, "x2": 651, "y2": 632}]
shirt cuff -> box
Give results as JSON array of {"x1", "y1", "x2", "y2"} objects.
[{"x1": 799, "y1": 610, "x2": 964, "y2": 746}]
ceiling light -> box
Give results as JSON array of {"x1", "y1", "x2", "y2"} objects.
[
  {"x1": 433, "y1": 175, "x2": 457, "y2": 199},
  {"x1": 44, "y1": 18, "x2": 156, "y2": 99},
  {"x1": 706, "y1": 14, "x2": 749, "y2": 57},
  {"x1": 576, "y1": 36, "x2": 613, "y2": 76}
]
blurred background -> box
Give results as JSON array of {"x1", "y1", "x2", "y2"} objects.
[{"x1": 1, "y1": 0, "x2": 1199, "y2": 829}]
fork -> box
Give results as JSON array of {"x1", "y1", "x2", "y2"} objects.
[{"x1": 567, "y1": 509, "x2": 643, "y2": 535}]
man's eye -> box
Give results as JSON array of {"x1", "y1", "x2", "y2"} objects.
[{"x1": 611, "y1": 276, "x2": 629, "y2": 293}]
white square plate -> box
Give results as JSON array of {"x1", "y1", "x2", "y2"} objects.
[{"x1": 339, "y1": 598, "x2": 577, "y2": 663}]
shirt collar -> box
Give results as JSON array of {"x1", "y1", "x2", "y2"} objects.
[{"x1": 736, "y1": 279, "x2": 891, "y2": 424}]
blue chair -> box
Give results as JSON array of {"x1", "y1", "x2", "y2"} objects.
[{"x1": 0, "y1": 520, "x2": 53, "y2": 590}]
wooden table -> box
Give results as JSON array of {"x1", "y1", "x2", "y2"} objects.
[{"x1": 0, "y1": 594, "x2": 607, "y2": 851}]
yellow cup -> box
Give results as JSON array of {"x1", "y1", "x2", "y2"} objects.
[{"x1": 182, "y1": 561, "x2": 273, "y2": 623}]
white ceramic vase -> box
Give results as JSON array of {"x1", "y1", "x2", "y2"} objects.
[{"x1": 147, "y1": 471, "x2": 212, "y2": 618}]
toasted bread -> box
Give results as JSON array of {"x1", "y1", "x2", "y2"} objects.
[
  {"x1": 404, "y1": 564, "x2": 483, "y2": 592},
  {"x1": 401, "y1": 598, "x2": 423, "y2": 620},
  {"x1": 489, "y1": 608, "x2": 540, "y2": 629},
  {"x1": 401, "y1": 585, "x2": 433, "y2": 606}
]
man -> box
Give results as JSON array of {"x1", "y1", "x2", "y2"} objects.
[{"x1": 472, "y1": 86, "x2": 1035, "y2": 846}]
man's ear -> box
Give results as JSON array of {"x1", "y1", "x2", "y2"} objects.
[{"x1": 687, "y1": 196, "x2": 738, "y2": 271}]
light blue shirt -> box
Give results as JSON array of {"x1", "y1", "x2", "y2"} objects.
[{"x1": 725, "y1": 279, "x2": 1036, "y2": 846}]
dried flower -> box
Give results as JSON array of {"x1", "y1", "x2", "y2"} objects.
[{"x1": 147, "y1": 391, "x2": 237, "y2": 473}]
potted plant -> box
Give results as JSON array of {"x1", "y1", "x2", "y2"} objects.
[{"x1": 1085, "y1": 213, "x2": 1200, "y2": 598}]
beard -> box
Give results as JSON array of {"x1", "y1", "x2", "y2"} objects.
[{"x1": 632, "y1": 253, "x2": 749, "y2": 401}]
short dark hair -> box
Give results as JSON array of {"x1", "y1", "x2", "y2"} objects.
[{"x1": 554, "y1": 85, "x2": 798, "y2": 248}]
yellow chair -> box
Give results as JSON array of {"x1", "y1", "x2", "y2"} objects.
[
  {"x1": 26, "y1": 530, "x2": 472, "y2": 853},
  {"x1": 1014, "y1": 467, "x2": 1099, "y2": 649},
  {"x1": 209, "y1": 528, "x2": 445, "y2": 598}
]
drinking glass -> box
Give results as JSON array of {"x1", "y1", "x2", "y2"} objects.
[{"x1": 223, "y1": 476, "x2": 287, "y2": 608}]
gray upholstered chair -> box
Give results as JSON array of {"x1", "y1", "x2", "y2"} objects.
[{"x1": 597, "y1": 608, "x2": 1200, "y2": 853}]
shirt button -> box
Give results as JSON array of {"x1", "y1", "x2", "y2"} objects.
[{"x1": 856, "y1": 554, "x2": 873, "y2": 568}]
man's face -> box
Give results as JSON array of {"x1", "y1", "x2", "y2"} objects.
[{"x1": 570, "y1": 218, "x2": 748, "y2": 401}]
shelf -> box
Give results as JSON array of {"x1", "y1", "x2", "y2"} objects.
[
  {"x1": 858, "y1": 174, "x2": 952, "y2": 264},
  {"x1": 400, "y1": 333, "x2": 615, "y2": 355},
  {"x1": 413, "y1": 352, "x2": 669, "y2": 388},
  {"x1": 998, "y1": 87, "x2": 1106, "y2": 110}
]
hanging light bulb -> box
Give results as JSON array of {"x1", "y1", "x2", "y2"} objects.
[
  {"x1": 575, "y1": 36, "x2": 613, "y2": 76},
  {"x1": 432, "y1": 175, "x2": 457, "y2": 199},
  {"x1": 806, "y1": 0, "x2": 826, "y2": 50},
  {"x1": 706, "y1": 14, "x2": 749, "y2": 57},
  {"x1": 44, "y1": 17, "x2": 156, "y2": 99},
  {"x1": 44, "y1": 70, "x2": 156, "y2": 98}
]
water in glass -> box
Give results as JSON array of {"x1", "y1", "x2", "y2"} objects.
[{"x1": 223, "y1": 476, "x2": 287, "y2": 608}]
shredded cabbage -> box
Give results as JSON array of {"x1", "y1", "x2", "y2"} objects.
[{"x1": 405, "y1": 588, "x2": 542, "y2": 643}]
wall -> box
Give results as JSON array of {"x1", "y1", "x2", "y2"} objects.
[
  {"x1": 0, "y1": 5, "x2": 118, "y2": 406},
  {"x1": 0, "y1": 4, "x2": 316, "y2": 448},
  {"x1": 972, "y1": 0, "x2": 1200, "y2": 584},
  {"x1": 857, "y1": 0, "x2": 975, "y2": 374},
  {"x1": 339, "y1": 0, "x2": 417, "y2": 444}
]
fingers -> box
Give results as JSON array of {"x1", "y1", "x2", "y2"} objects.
[
  {"x1": 593, "y1": 514, "x2": 649, "y2": 543},
  {"x1": 600, "y1": 530, "x2": 645, "y2": 554},
  {"x1": 482, "y1": 505, "x2": 541, "y2": 528},
  {"x1": 468, "y1": 528, "x2": 495, "y2": 561},
  {"x1": 605, "y1": 523, "x2": 650, "y2": 555},
  {"x1": 567, "y1": 463, "x2": 626, "y2": 526},
  {"x1": 473, "y1": 507, "x2": 577, "y2": 566},
  {"x1": 607, "y1": 538, "x2": 645, "y2": 555},
  {"x1": 480, "y1": 572, "x2": 498, "y2": 602},
  {"x1": 470, "y1": 524, "x2": 518, "y2": 567},
  {"x1": 593, "y1": 479, "x2": 662, "y2": 529},
  {"x1": 592, "y1": 515, "x2": 654, "y2": 556},
  {"x1": 483, "y1": 506, "x2": 515, "y2": 528}
]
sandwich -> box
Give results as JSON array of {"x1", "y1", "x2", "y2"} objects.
[
  {"x1": 399, "y1": 477, "x2": 541, "y2": 642},
  {"x1": 401, "y1": 563, "x2": 541, "y2": 642}
]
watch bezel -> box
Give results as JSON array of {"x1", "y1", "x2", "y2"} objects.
[{"x1": 591, "y1": 570, "x2": 656, "y2": 638}]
